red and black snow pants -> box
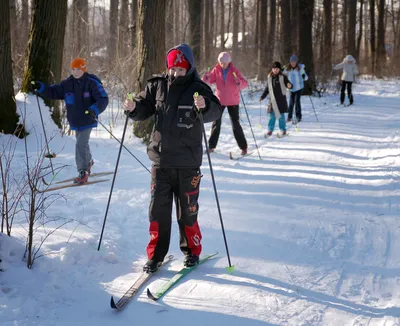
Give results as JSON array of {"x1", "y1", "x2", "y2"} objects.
[{"x1": 146, "y1": 166, "x2": 203, "y2": 262}]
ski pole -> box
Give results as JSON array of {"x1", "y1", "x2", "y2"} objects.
[
  {"x1": 97, "y1": 109, "x2": 130, "y2": 251},
  {"x1": 194, "y1": 92, "x2": 234, "y2": 273},
  {"x1": 85, "y1": 110, "x2": 150, "y2": 174},
  {"x1": 31, "y1": 83, "x2": 56, "y2": 174},
  {"x1": 308, "y1": 95, "x2": 321, "y2": 127},
  {"x1": 233, "y1": 72, "x2": 262, "y2": 160}
]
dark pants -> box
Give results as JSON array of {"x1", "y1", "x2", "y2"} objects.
[
  {"x1": 147, "y1": 167, "x2": 202, "y2": 262},
  {"x1": 208, "y1": 105, "x2": 247, "y2": 150},
  {"x1": 340, "y1": 81, "x2": 353, "y2": 104},
  {"x1": 288, "y1": 90, "x2": 302, "y2": 120}
]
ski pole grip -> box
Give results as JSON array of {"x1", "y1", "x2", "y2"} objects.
[
  {"x1": 127, "y1": 92, "x2": 134, "y2": 102},
  {"x1": 233, "y1": 72, "x2": 237, "y2": 78},
  {"x1": 194, "y1": 92, "x2": 199, "y2": 99}
]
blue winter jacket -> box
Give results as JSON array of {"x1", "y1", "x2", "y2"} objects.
[
  {"x1": 283, "y1": 64, "x2": 308, "y2": 92},
  {"x1": 37, "y1": 73, "x2": 108, "y2": 131}
]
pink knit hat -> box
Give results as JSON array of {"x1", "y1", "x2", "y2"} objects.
[{"x1": 217, "y1": 52, "x2": 232, "y2": 63}]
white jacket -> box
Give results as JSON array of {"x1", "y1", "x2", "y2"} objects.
[{"x1": 333, "y1": 55, "x2": 359, "y2": 82}]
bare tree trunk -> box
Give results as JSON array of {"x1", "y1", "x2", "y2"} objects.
[
  {"x1": 73, "y1": 0, "x2": 89, "y2": 57},
  {"x1": 299, "y1": 0, "x2": 315, "y2": 94},
  {"x1": 356, "y1": 0, "x2": 364, "y2": 60},
  {"x1": 258, "y1": 0, "x2": 268, "y2": 80},
  {"x1": 130, "y1": 0, "x2": 137, "y2": 49},
  {"x1": 323, "y1": 0, "x2": 332, "y2": 76},
  {"x1": 119, "y1": 0, "x2": 129, "y2": 59},
  {"x1": 333, "y1": 0, "x2": 338, "y2": 57},
  {"x1": 0, "y1": 0, "x2": 22, "y2": 136},
  {"x1": 187, "y1": 0, "x2": 202, "y2": 64},
  {"x1": 10, "y1": 0, "x2": 18, "y2": 57},
  {"x1": 370, "y1": 0, "x2": 376, "y2": 73},
  {"x1": 342, "y1": 0, "x2": 348, "y2": 56},
  {"x1": 232, "y1": 0, "x2": 239, "y2": 58},
  {"x1": 267, "y1": 0, "x2": 276, "y2": 64},
  {"x1": 348, "y1": 0, "x2": 357, "y2": 56},
  {"x1": 108, "y1": 0, "x2": 118, "y2": 65},
  {"x1": 241, "y1": 0, "x2": 246, "y2": 53},
  {"x1": 219, "y1": 0, "x2": 225, "y2": 49},
  {"x1": 291, "y1": 0, "x2": 299, "y2": 51},
  {"x1": 21, "y1": 0, "x2": 68, "y2": 128},
  {"x1": 134, "y1": 0, "x2": 165, "y2": 142},
  {"x1": 281, "y1": 0, "x2": 292, "y2": 61},
  {"x1": 376, "y1": 0, "x2": 386, "y2": 76},
  {"x1": 202, "y1": 0, "x2": 211, "y2": 68}
]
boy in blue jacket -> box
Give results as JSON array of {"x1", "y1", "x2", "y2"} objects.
[{"x1": 32, "y1": 58, "x2": 108, "y2": 184}]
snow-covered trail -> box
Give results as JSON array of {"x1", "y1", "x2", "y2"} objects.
[{"x1": 1, "y1": 78, "x2": 400, "y2": 325}]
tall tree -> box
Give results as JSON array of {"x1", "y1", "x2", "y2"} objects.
[
  {"x1": 109, "y1": 0, "x2": 118, "y2": 65},
  {"x1": 267, "y1": 0, "x2": 276, "y2": 63},
  {"x1": 258, "y1": 0, "x2": 268, "y2": 80},
  {"x1": 241, "y1": 0, "x2": 246, "y2": 52},
  {"x1": 291, "y1": 0, "x2": 299, "y2": 51},
  {"x1": 10, "y1": 0, "x2": 18, "y2": 56},
  {"x1": 187, "y1": 0, "x2": 202, "y2": 64},
  {"x1": 323, "y1": 0, "x2": 332, "y2": 76},
  {"x1": 0, "y1": 0, "x2": 22, "y2": 136},
  {"x1": 219, "y1": 0, "x2": 225, "y2": 49},
  {"x1": 21, "y1": 0, "x2": 68, "y2": 128},
  {"x1": 376, "y1": 0, "x2": 386, "y2": 75},
  {"x1": 232, "y1": 0, "x2": 240, "y2": 58},
  {"x1": 356, "y1": 0, "x2": 364, "y2": 60},
  {"x1": 119, "y1": 0, "x2": 129, "y2": 59},
  {"x1": 281, "y1": 0, "x2": 292, "y2": 61},
  {"x1": 370, "y1": 0, "x2": 376, "y2": 73},
  {"x1": 134, "y1": 0, "x2": 165, "y2": 142},
  {"x1": 72, "y1": 0, "x2": 89, "y2": 57},
  {"x1": 342, "y1": 0, "x2": 348, "y2": 56},
  {"x1": 347, "y1": 0, "x2": 357, "y2": 56},
  {"x1": 299, "y1": 0, "x2": 315, "y2": 94},
  {"x1": 130, "y1": 0, "x2": 137, "y2": 49}
]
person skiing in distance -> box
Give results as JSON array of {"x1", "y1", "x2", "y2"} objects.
[
  {"x1": 124, "y1": 44, "x2": 222, "y2": 273},
  {"x1": 31, "y1": 58, "x2": 109, "y2": 184},
  {"x1": 202, "y1": 52, "x2": 249, "y2": 155},
  {"x1": 283, "y1": 54, "x2": 308, "y2": 123},
  {"x1": 259, "y1": 61, "x2": 293, "y2": 137},
  {"x1": 333, "y1": 54, "x2": 359, "y2": 105}
]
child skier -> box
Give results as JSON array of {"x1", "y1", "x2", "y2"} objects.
[
  {"x1": 124, "y1": 44, "x2": 222, "y2": 273},
  {"x1": 333, "y1": 54, "x2": 359, "y2": 105},
  {"x1": 32, "y1": 58, "x2": 108, "y2": 184},
  {"x1": 283, "y1": 54, "x2": 308, "y2": 123},
  {"x1": 202, "y1": 52, "x2": 249, "y2": 155},
  {"x1": 259, "y1": 62, "x2": 293, "y2": 137}
]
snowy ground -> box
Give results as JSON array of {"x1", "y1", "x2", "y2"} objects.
[{"x1": 1, "y1": 78, "x2": 400, "y2": 326}]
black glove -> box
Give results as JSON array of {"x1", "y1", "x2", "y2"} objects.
[
  {"x1": 30, "y1": 81, "x2": 42, "y2": 92},
  {"x1": 302, "y1": 74, "x2": 306, "y2": 80}
]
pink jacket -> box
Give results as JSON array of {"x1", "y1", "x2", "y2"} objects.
[{"x1": 202, "y1": 63, "x2": 248, "y2": 106}]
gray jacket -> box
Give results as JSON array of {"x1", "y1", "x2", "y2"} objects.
[{"x1": 333, "y1": 55, "x2": 359, "y2": 82}]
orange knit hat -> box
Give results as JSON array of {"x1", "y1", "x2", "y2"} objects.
[{"x1": 71, "y1": 58, "x2": 87, "y2": 72}]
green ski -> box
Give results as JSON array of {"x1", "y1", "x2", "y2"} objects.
[{"x1": 146, "y1": 252, "x2": 218, "y2": 301}]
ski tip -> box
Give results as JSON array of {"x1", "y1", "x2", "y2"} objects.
[
  {"x1": 226, "y1": 265, "x2": 235, "y2": 274},
  {"x1": 110, "y1": 296, "x2": 119, "y2": 310},
  {"x1": 146, "y1": 288, "x2": 158, "y2": 301}
]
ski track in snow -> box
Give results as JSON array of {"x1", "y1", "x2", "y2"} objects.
[{"x1": 1, "y1": 78, "x2": 400, "y2": 325}]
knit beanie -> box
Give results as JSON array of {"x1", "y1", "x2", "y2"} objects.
[
  {"x1": 167, "y1": 49, "x2": 190, "y2": 70},
  {"x1": 217, "y1": 52, "x2": 232, "y2": 63},
  {"x1": 289, "y1": 54, "x2": 298, "y2": 63},
  {"x1": 272, "y1": 61, "x2": 282, "y2": 69},
  {"x1": 71, "y1": 58, "x2": 87, "y2": 72}
]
